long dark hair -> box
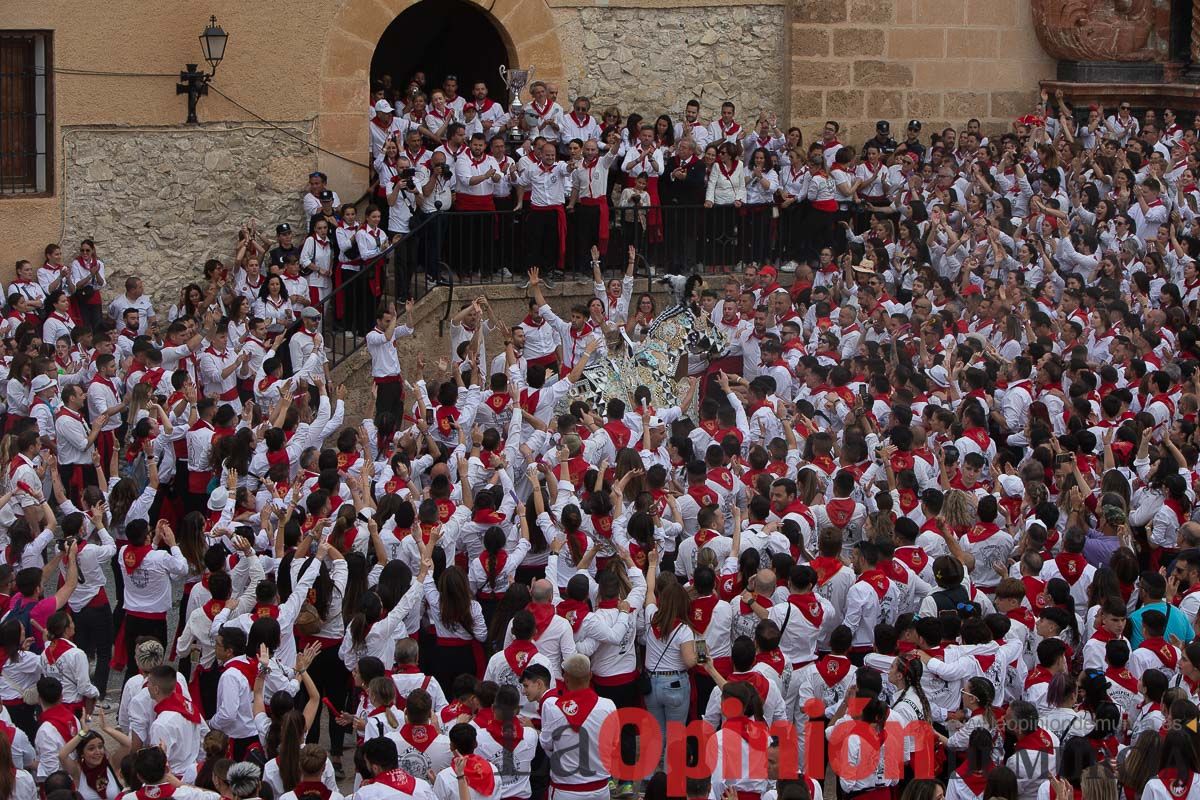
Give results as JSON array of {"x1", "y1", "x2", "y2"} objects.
[
  {"x1": 349, "y1": 591, "x2": 383, "y2": 650},
  {"x1": 340, "y1": 552, "x2": 370, "y2": 626},
  {"x1": 437, "y1": 566, "x2": 476, "y2": 633},
  {"x1": 482, "y1": 526, "x2": 505, "y2": 593}
]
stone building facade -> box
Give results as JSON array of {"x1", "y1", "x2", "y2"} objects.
[{"x1": 1, "y1": 0, "x2": 1053, "y2": 300}]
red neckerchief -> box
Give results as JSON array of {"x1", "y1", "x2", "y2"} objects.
[
  {"x1": 569, "y1": 111, "x2": 592, "y2": 128},
  {"x1": 122, "y1": 543, "x2": 153, "y2": 572},
  {"x1": 718, "y1": 160, "x2": 737, "y2": 180},
  {"x1": 690, "y1": 593, "x2": 720, "y2": 633},
  {"x1": 223, "y1": 656, "x2": 258, "y2": 690},
  {"x1": 292, "y1": 782, "x2": 332, "y2": 800},
  {"x1": 154, "y1": 685, "x2": 202, "y2": 723},
  {"x1": 371, "y1": 769, "x2": 418, "y2": 795},
  {"x1": 754, "y1": 648, "x2": 785, "y2": 675},
  {"x1": 44, "y1": 638, "x2": 74, "y2": 666},
  {"x1": 825, "y1": 498, "x2": 856, "y2": 528},
  {"x1": 856, "y1": 569, "x2": 890, "y2": 601},
  {"x1": 816, "y1": 654, "x2": 852, "y2": 686},
  {"x1": 719, "y1": 120, "x2": 741, "y2": 137},
  {"x1": 786, "y1": 592, "x2": 825, "y2": 627},
  {"x1": 1139, "y1": 637, "x2": 1180, "y2": 670},
  {"x1": 555, "y1": 687, "x2": 599, "y2": 730},
  {"x1": 1054, "y1": 552, "x2": 1089, "y2": 585},
  {"x1": 528, "y1": 602, "x2": 556, "y2": 639},
  {"x1": 1024, "y1": 665, "x2": 1054, "y2": 690},
  {"x1": 1015, "y1": 728, "x2": 1056, "y2": 753},
  {"x1": 39, "y1": 704, "x2": 79, "y2": 742},
  {"x1": 1105, "y1": 665, "x2": 1139, "y2": 693},
  {"x1": 461, "y1": 753, "x2": 496, "y2": 796},
  {"x1": 956, "y1": 758, "x2": 993, "y2": 796},
  {"x1": 556, "y1": 599, "x2": 590, "y2": 634}
]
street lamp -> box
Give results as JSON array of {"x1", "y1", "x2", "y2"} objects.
[{"x1": 176, "y1": 16, "x2": 229, "y2": 124}]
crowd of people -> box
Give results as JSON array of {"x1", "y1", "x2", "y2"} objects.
[{"x1": 1, "y1": 70, "x2": 1200, "y2": 800}]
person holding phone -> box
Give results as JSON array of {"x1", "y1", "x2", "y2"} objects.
[{"x1": 641, "y1": 550, "x2": 697, "y2": 765}]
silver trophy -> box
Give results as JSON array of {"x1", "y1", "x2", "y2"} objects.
[{"x1": 499, "y1": 65, "x2": 533, "y2": 145}]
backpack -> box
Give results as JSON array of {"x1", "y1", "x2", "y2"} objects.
[{"x1": 3, "y1": 596, "x2": 39, "y2": 649}]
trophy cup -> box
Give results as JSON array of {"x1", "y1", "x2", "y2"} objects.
[{"x1": 499, "y1": 65, "x2": 533, "y2": 146}]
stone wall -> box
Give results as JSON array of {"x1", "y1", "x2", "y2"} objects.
[
  {"x1": 790, "y1": 0, "x2": 1055, "y2": 144},
  {"x1": 61, "y1": 123, "x2": 318, "y2": 302},
  {"x1": 555, "y1": 4, "x2": 787, "y2": 122}
]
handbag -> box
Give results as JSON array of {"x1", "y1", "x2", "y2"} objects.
[
  {"x1": 293, "y1": 556, "x2": 323, "y2": 637},
  {"x1": 638, "y1": 620, "x2": 683, "y2": 695}
]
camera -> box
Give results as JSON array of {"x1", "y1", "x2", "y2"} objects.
[
  {"x1": 438, "y1": 164, "x2": 453, "y2": 179},
  {"x1": 58, "y1": 535, "x2": 76, "y2": 551},
  {"x1": 400, "y1": 168, "x2": 416, "y2": 180}
]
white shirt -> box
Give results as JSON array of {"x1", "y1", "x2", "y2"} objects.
[
  {"x1": 518, "y1": 161, "x2": 570, "y2": 207},
  {"x1": 455, "y1": 154, "x2": 501, "y2": 198},
  {"x1": 210, "y1": 655, "x2": 258, "y2": 738},
  {"x1": 120, "y1": 544, "x2": 188, "y2": 614},
  {"x1": 108, "y1": 293, "x2": 155, "y2": 334}
]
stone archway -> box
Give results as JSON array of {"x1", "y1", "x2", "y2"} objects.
[{"x1": 318, "y1": 0, "x2": 564, "y2": 191}]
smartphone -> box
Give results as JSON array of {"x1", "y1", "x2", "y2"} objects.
[
  {"x1": 694, "y1": 640, "x2": 709, "y2": 664},
  {"x1": 1055, "y1": 452, "x2": 1074, "y2": 465}
]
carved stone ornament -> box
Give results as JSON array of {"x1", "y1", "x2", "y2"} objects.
[{"x1": 1031, "y1": 0, "x2": 1170, "y2": 62}]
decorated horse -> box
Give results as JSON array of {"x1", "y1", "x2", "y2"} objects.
[{"x1": 559, "y1": 275, "x2": 727, "y2": 414}]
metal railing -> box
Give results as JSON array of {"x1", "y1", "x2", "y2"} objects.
[{"x1": 320, "y1": 201, "x2": 808, "y2": 367}]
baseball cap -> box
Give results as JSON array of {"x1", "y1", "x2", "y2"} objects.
[
  {"x1": 301, "y1": 307, "x2": 322, "y2": 321},
  {"x1": 374, "y1": 99, "x2": 395, "y2": 114},
  {"x1": 276, "y1": 223, "x2": 292, "y2": 235},
  {"x1": 876, "y1": 120, "x2": 890, "y2": 134},
  {"x1": 962, "y1": 284, "x2": 982, "y2": 297},
  {"x1": 907, "y1": 119, "x2": 922, "y2": 131},
  {"x1": 318, "y1": 189, "x2": 334, "y2": 202},
  {"x1": 648, "y1": 416, "x2": 666, "y2": 429}
]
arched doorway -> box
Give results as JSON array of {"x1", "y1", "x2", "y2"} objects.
[{"x1": 371, "y1": 0, "x2": 512, "y2": 108}]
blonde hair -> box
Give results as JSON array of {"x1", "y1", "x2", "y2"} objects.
[
  {"x1": 368, "y1": 676, "x2": 399, "y2": 729},
  {"x1": 942, "y1": 489, "x2": 976, "y2": 530}
]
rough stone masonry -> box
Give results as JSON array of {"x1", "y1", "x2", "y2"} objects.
[
  {"x1": 61, "y1": 123, "x2": 317, "y2": 303},
  {"x1": 556, "y1": 5, "x2": 787, "y2": 124}
]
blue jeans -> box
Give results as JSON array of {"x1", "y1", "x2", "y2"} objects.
[{"x1": 645, "y1": 672, "x2": 690, "y2": 765}]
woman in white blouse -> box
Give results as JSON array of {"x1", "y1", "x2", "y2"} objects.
[
  {"x1": 705, "y1": 143, "x2": 746, "y2": 268},
  {"x1": 300, "y1": 218, "x2": 334, "y2": 307},
  {"x1": 742, "y1": 148, "x2": 779, "y2": 265},
  {"x1": 422, "y1": 533, "x2": 488, "y2": 693},
  {"x1": 641, "y1": 549, "x2": 697, "y2": 766},
  {"x1": 253, "y1": 275, "x2": 293, "y2": 326}
]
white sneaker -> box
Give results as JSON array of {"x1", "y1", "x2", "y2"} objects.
[
  {"x1": 781, "y1": 260, "x2": 798, "y2": 273},
  {"x1": 542, "y1": 277, "x2": 555, "y2": 290},
  {"x1": 500, "y1": 268, "x2": 513, "y2": 279},
  {"x1": 519, "y1": 279, "x2": 531, "y2": 290}
]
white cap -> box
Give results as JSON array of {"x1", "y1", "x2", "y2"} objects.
[
  {"x1": 30, "y1": 375, "x2": 55, "y2": 394},
  {"x1": 374, "y1": 99, "x2": 395, "y2": 114},
  {"x1": 996, "y1": 474, "x2": 1023, "y2": 498},
  {"x1": 648, "y1": 416, "x2": 665, "y2": 429},
  {"x1": 207, "y1": 486, "x2": 228, "y2": 512}
]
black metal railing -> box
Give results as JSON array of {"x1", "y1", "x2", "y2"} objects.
[{"x1": 321, "y1": 201, "x2": 807, "y2": 367}]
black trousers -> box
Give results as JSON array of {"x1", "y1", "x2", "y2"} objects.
[
  {"x1": 123, "y1": 614, "x2": 167, "y2": 684},
  {"x1": 707, "y1": 205, "x2": 738, "y2": 266},
  {"x1": 595, "y1": 678, "x2": 641, "y2": 768},
  {"x1": 5, "y1": 703, "x2": 36, "y2": 742},
  {"x1": 73, "y1": 603, "x2": 113, "y2": 700},
  {"x1": 571, "y1": 203, "x2": 601, "y2": 274},
  {"x1": 413, "y1": 210, "x2": 446, "y2": 280},
  {"x1": 741, "y1": 205, "x2": 774, "y2": 264},
  {"x1": 299, "y1": 645, "x2": 350, "y2": 755},
  {"x1": 495, "y1": 195, "x2": 519, "y2": 274},
  {"x1": 57, "y1": 463, "x2": 97, "y2": 508},
  {"x1": 374, "y1": 380, "x2": 403, "y2": 424},
  {"x1": 525, "y1": 208, "x2": 562, "y2": 272},
  {"x1": 432, "y1": 643, "x2": 480, "y2": 700},
  {"x1": 340, "y1": 267, "x2": 374, "y2": 335},
  {"x1": 780, "y1": 202, "x2": 806, "y2": 263}
]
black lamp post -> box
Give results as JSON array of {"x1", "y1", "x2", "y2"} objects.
[{"x1": 176, "y1": 16, "x2": 228, "y2": 123}]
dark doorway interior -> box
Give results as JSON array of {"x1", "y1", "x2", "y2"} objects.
[{"x1": 371, "y1": 0, "x2": 512, "y2": 109}]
